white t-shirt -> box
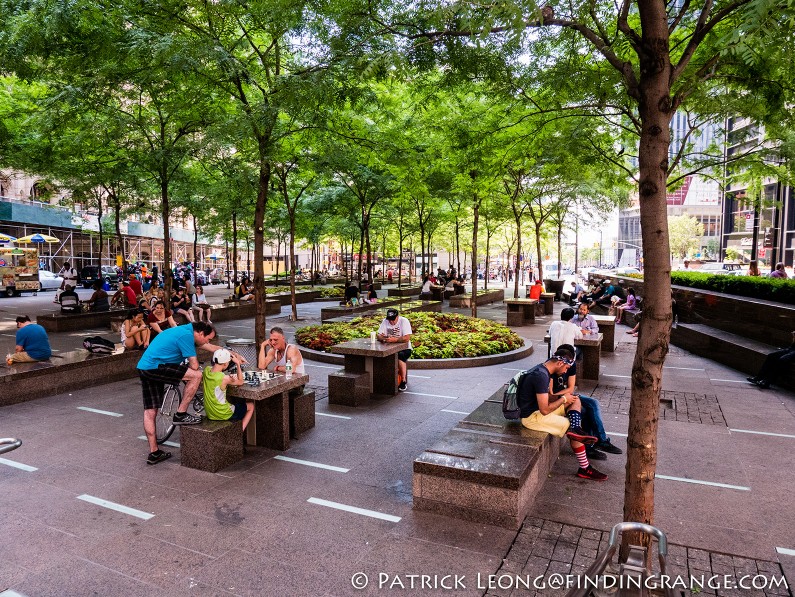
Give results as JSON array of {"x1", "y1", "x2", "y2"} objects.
[
  {"x1": 378, "y1": 316, "x2": 412, "y2": 342},
  {"x1": 421, "y1": 280, "x2": 432, "y2": 293},
  {"x1": 549, "y1": 320, "x2": 583, "y2": 354}
]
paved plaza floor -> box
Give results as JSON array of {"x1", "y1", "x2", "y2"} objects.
[{"x1": 1, "y1": 287, "x2": 794, "y2": 596}]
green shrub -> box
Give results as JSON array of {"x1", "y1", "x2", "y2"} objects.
[
  {"x1": 296, "y1": 312, "x2": 523, "y2": 359},
  {"x1": 671, "y1": 272, "x2": 795, "y2": 304}
]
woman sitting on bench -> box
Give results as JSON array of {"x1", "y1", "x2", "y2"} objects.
[{"x1": 121, "y1": 308, "x2": 150, "y2": 350}]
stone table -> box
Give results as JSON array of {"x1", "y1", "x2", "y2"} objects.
[
  {"x1": 328, "y1": 338, "x2": 410, "y2": 407},
  {"x1": 592, "y1": 314, "x2": 616, "y2": 352},
  {"x1": 575, "y1": 333, "x2": 603, "y2": 381},
  {"x1": 504, "y1": 298, "x2": 538, "y2": 326},
  {"x1": 229, "y1": 372, "x2": 309, "y2": 450}
]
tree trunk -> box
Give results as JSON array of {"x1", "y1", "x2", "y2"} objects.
[
  {"x1": 365, "y1": 218, "x2": 373, "y2": 283},
  {"x1": 455, "y1": 216, "x2": 461, "y2": 273},
  {"x1": 471, "y1": 194, "x2": 479, "y2": 318},
  {"x1": 160, "y1": 176, "x2": 172, "y2": 297},
  {"x1": 275, "y1": 237, "x2": 281, "y2": 282},
  {"x1": 483, "y1": 232, "x2": 489, "y2": 291},
  {"x1": 225, "y1": 238, "x2": 230, "y2": 289},
  {"x1": 556, "y1": 221, "x2": 563, "y2": 280},
  {"x1": 535, "y1": 228, "x2": 543, "y2": 285},
  {"x1": 112, "y1": 192, "x2": 125, "y2": 276},
  {"x1": 622, "y1": 4, "x2": 674, "y2": 560},
  {"x1": 514, "y1": 216, "x2": 522, "y2": 299},
  {"x1": 253, "y1": 159, "x2": 270, "y2": 349},
  {"x1": 289, "y1": 213, "x2": 298, "y2": 321},
  {"x1": 193, "y1": 214, "x2": 199, "y2": 285},
  {"x1": 96, "y1": 191, "x2": 103, "y2": 267},
  {"x1": 232, "y1": 212, "x2": 239, "y2": 290},
  {"x1": 357, "y1": 225, "x2": 365, "y2": 286}
]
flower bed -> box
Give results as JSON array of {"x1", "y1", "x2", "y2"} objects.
[
  {"x1": 319, "y1": 286, "x2": 345, "y2": 298},
  {"x1": 296, "y1": 312, "x2": 523, "y2": 359}
]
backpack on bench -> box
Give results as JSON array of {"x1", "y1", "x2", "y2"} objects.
[
  {"x1": 83, "y1": 336, "x2": 116, "y2": 354},
  {"x1": 503, "y1": 370, "x2": 528, "y2": 420}
]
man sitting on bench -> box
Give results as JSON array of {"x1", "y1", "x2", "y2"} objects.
[
  {"x1": 549, "y1": 343, "x2": 623, "y2": 462},
  {"x1": 59, "y1": 284, "x2": 82, "y2": 314},
  {"x1": 517, "y1": 346, "x2": 607, "y2": 481},
  {"x1": 748, "y1": 330, "x2": 795, "y2": 389}
]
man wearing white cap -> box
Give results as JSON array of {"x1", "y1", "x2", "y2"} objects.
[{"x1": 377, "y1": 308, "x2": 412, "y2": 392}]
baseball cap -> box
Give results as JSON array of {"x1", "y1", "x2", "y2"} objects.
[
  {"x1": 213, "y1": 348, "x2": 232, "y2": 364},
  {"x1": 386, "y1": 308, "x2": 399, "y2": 320}
]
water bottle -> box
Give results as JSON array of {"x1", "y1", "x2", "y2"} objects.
[{"x1": 285, "y1": 358, "x2": 293, "y2": 378}]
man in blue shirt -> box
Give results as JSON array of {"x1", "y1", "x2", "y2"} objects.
[
  {"x1": 137, "y1": 321, "x2": 222, "y2": 465},
  {"x1": 7, "y1": 316, "x2": 52, "y2": 365}
]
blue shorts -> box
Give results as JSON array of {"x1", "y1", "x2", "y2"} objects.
[{"x1": 229, "y1": 398, "x2": 247, "y2": 421}]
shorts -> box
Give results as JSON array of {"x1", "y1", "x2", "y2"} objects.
[
  {"x1": 228, "y1": 398, "x2": 247, "y2": 421},
  {"x1": 397, "y1": 349, "x2": 412, "y2": 363},
  {"x1": 138, "y1": 363, "x2": 189, "y2": 410},
  {"x1": 520, "y1": 404, "x2": 570, "y2": 437}
]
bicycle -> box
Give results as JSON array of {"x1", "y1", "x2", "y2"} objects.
[{"x1": 155, "y1": 382, "x2": 204, "y2": 444}]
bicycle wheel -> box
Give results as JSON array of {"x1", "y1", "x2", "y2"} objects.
[{"x1": 155, "y1": 384, "x2": 181, "y2": 444}]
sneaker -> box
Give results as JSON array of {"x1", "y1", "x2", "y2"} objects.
[
  {"x1": 756, "y1": 380, "x2": 770, "y2": 389},
  {"x1": 147, "y1": 450, "x2": 172, "y2": 465},
  {"x1": 577, "y1": 465, "x2": 608, "y2": 481},
  {"x1": 398, "y1": 381, "x2": 407, "y2": 392},
  {"x1": 173, "y1": 412, "x2": 201, "y2": 425},
  {"x1": 595, "y1": 440, "x2": 623, "y2": 455},
  {"x1": 585, "y1": 447, "x2": 607, "y2": 461},
  {"x1": 747, "y1": 376, "x2": 759, "y2": 384},
  {"x1": 566, "y1": 426, "x2": 597, "y2": 445}
]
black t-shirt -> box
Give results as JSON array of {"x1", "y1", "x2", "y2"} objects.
[
  {"x1": 517, "y1": 363, "x2": 552, "y2": 418},
  {"x1": 551, "y1": 362, "x2": 577, "y2": 395}
]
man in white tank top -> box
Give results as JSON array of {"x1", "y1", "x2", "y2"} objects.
[{"x1": 257, "y1": 326, "x2": 306, "y2": 375}]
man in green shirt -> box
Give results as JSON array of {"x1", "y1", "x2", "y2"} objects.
[{"x1": 202, "y1": 348, "x2": 252, "y2": 430}]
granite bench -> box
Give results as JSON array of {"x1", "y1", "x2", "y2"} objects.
[
  {"x1": 265, "y1": 290, "x2": 321, "y2": 306},
  {"x1": 0, "y1": 348, "x2": 141, "y2": 406},
  {"x1": 575, "y1": 334, "x2": 603, "y2": 380},
  {"x1": 289, "y1": 389, "x2": 316, "y2": 438},
  {"x1": 448, "y1": 289, "x2": 504, "y2": 309},
  {"x1": 37, "y1": 309, "x2": 126, "y2": 333},
  {"x1": 387, "y1": 286, "x2": 422, "y2": 297},
  {"x1": 670, "y1": 323, "x2": 795, "y2": 389},
  {"x1": 320, "y1": 297, "x2": 412, "y2": 321},
  {"x1": 111, "y1": 300, "x2": 281, "y2": 331},
  {"x1": 180, "y1": 419, "x2": 244, "y2": 473},
  {"x1": 413, "y1": 390, "x2": 560, "y2": 529}
]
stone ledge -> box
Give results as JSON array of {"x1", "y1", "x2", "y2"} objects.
[
  {"x1": 0, "y1": 349, "x2": 141, "y2": 406},
  {"x1": 299, "y1": 337, "x2": 533, "y2": 369},
  {"x1": 413, "y1": 397, "x2": 561, "y2": 529}
]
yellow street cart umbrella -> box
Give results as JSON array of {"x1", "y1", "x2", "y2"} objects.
[
  {"x1": 0, "y1": 233, "x2": 16, "y2": 242},
  {"x1": 15, "y1": 233, "x2": 60, "y2": 243}
]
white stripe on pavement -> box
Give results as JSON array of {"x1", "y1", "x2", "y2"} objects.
[
  {"x1": 303, "y1": 363, "x2": 339, "y2": 370},
  {"x1": 0, "y1": 590, "x2": 31, "y2": 597},
  {"x1": 709, "y1": 378, "x2": 747, "y2": 383},
  {"x1": 315, "y1": 412, "x2": 351, "y2": 420},
  {"x1": 441, "y1": 409, "x2": 470, "y2": 415},
  {"x1": 77, "y1": 494, "x2": 155, "y2": 520},
  {"x1": 274, "y1": 456, "x2": 349, "y2": 473},
  {"x1": 776, "y1": 547, "x2": 795, "y2": 557},
  {"x1": 307, "y1": 497, "x2": 401, "y2": 523},
  {"x1": 729, "y1": 429, "x2": 795, "y2": 439},
  {"x1": 403, "y1": 391, "x2": 457, "y2": 399},
  {"x1": 603, "y1": 374, "x2": 631, "y2": 378},
  {"x1": 656, "y1": 474, "x2": 750, "y2": 491},
  {"x1": 409, "y1": 374, "x2": 432, "y2": 379},
  {"x1": 607, "y1": 432, "x2": 628, "y2": 437},
  {"x1": 138, "y1": 435, "x2": 180, "y2": 448},
  {"x1": 664, "y1": 366, "x2": 705, "y2": 371},
  {"x1": 0, "y1": 457, "x2": 38, "y2": 472},
  {"x1": 77, "y1": 406, "x2": 124, "y2": 417}
]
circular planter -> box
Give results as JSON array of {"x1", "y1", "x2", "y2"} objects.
[{"x1": 298, "y1": 337, "x2": 534, "y2": 370}]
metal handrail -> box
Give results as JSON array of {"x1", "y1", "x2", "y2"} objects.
[{"x1": 0, "y1": 437, "x2": 22, "y2": 455}]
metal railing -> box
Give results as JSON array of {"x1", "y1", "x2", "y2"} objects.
[{"x1": 0, "y1": 437, "x2": 22, "y2": 455}]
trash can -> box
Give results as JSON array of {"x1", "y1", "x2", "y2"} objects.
[{"x1": 226, "y1": 338, "x2": 258, "y2": 365}]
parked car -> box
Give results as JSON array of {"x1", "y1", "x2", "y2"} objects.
[
  {"x1": 80, "y1": 265, "x2": 120, "y2": 289},
  {"x1": 697, "y1": 262, "x2": 743, "y2": 275},
  {"x1": 38, "y1": 270, "x2": 64, "y2": 291},
  {"x1": 209, "y1": 268, "x2": 223, "y2": 285}
]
